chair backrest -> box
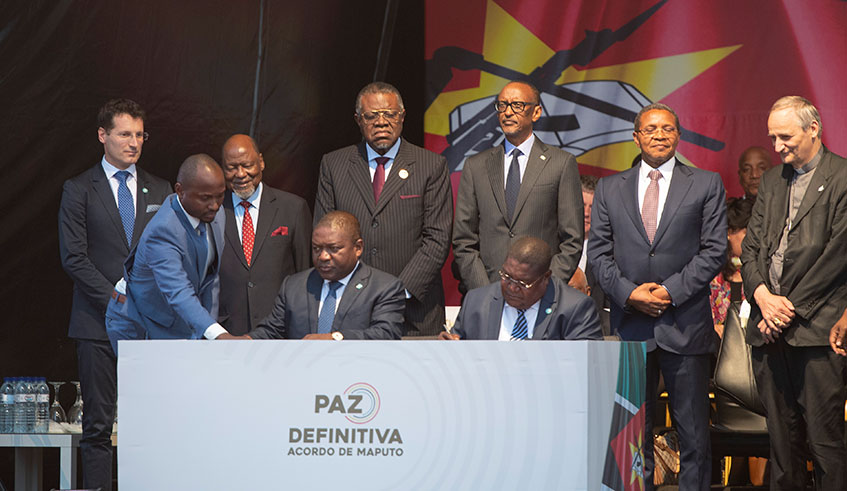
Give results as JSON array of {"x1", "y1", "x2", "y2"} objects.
[{"x1": 713, "y1": 302, "x2": 765, "y2": 416}]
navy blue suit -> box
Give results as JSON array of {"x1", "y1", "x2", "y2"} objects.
[{"x1": 588, "y1": 160, "x2": 726, "y2": 490}]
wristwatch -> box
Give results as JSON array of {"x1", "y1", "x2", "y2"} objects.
[{"x1": 331, "y1": 331, "x2": 344, "y2": 341}]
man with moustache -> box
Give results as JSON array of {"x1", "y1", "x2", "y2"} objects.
[
  {"x1": 589, "y1": 103, "x2": 726, "y2": 490},
  {"x1": 453, "y1": 81, "x2": 583, "y2": 294},
  {"x1": 736, "y1": 145, "x2": 773, "y2": 202},
  {"x1": 218, "y1": 134, "x2": 311, "y2": 335},
  {"x1": 314, "y1": 82, "x2": 452, "y2": 336},
  {"x1": 105, "y1": 155, "x2": 232, "y2": 350},
  {"x1": 59, "y1": 98, "x2": 171, "y2": 491},
  {"x1": 741, "y1": 96, "x2": 847, "y2": 489}
]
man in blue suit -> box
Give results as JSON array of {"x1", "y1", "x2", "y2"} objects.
[
  {"x1": 106, "y1": 154, "x2": 230, "y2": 352},
  {"x1": 588, "y1": 103, "x2": 726, "y2": 490},
  {"x1": 442, "y1": 236, "x2": 602, "y2": 341}
]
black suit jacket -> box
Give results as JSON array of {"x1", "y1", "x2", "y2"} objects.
[
  {"x1": 452, "y1": 277, "x2": 602, "y2": 340},
  {"x1": 741, "y1": 148, "x2": 847, "y2": 346},
  {"x1": 248, "y1": 264, "x2": 405, "y2": 340},
  {"x1": 314, "y1": 139, "x2": 452, "y2": 336},
  {"x1": 218, "y1": 185, "x2": 312, "y2": 335},
  {"x1": 59, "y1": 163, "x2": 171, "y2": 340}
]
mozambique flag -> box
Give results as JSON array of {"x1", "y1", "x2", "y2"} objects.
[{"x1": 425, "y1": 0, "x2": 847, "y2": 304}]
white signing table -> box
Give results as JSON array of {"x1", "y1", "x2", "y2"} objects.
[{"x1": 0, "y1": 426, "x2": 80, "y2": 491}]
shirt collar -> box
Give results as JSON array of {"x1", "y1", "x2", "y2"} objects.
[
  {"x1": 796, "y1": 147, "x2": 823, "y2": 175},
  {"x1": 231, "y1": 182, "x2": 263, "y2": 210},
  {"x1": 325, "y1": 261, "x2": 359, "y2": 288},
  {"x1": 639, "y1": 156, "x2": 676, "y2": 179},
  {"x1": 504, "y1": 133, "x2": 535, "y2": 158},
  {"x1": 176, "y1": 194, "x2": 202, "y2": 230},
  {"x1": 366, "y1": 138, "x2": 401, "y2": 163},
  {"x1": 101, "y1": 156, "x2": 137, "y2": 179}
]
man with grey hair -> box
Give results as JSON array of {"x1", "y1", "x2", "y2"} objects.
[
  {"x1": 741, "y1": 95, "x2": 847, "y2": 490},
  {"x1": 589, "y1": 102, "x2": 726, "y2": 490},
  {"x1": 314, "y1": 82, "x2": 452, "y2": 337}
]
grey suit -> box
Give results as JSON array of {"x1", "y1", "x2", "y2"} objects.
[
  {"x1": 248, "y1": 264, "x2": 405, "y2": 340},
  {"x1": 453, "y1": 137, "x2": 583, "y2": 292},
  {"x1": 453, "y1": 277, "x2": 602, "y2": 341},
  {"x1": 218, "y1": 185, "x2": 311, "y2": 335},
  {"x1": 314, "y1": 140, "x2": 452, "y2": 336}
]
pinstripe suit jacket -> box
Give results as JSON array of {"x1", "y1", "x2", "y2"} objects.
[
  {"x1": 314, "y1": 139, "x2": 452, "y2": 336},
  {"x1": 453, "y1": 137, "x2": 584, "y2": 292}
]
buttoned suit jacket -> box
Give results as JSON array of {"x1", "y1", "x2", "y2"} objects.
[
  {"x1": 452, "y1": 277, "x2": 603, "y2": 341},
  {"x1": 741, "y1": 148, "x2": 847, "y2": 347},
  {"x1": 314, "y1": 140, "x2": 452, "y2": 336},
  {"x1": 452, "y1": 137, "x2": 584, "y2": 292},
  {"x1": 219, "y1": 186, "x2": 312, "y2": 335},
  {"x1": 59, "y1": 163, "x2": 171, "y2": 340},
  {"x1": 588, "y1": 161, "x2": 726, "y2": 355},
  {"x1": 248, "y1": 264, "x2": 405, "y2": 340},
  {"x1": 105, "y1": 194, "x2": 225, "y2": 351}
]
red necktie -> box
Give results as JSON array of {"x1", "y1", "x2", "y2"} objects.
[
  {"x1": 373, "y1": 157, "x2": 389, "y2": 202},
  {"x1": 641, "y1": 169, "x2": 661, "y2": 243},
  {"x1": 240, "y1": 201, "x2": 254, "y2": 266}
]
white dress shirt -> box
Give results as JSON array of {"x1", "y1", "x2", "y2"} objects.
[
  {"x1": 636, "y1": 157, "x2": 676, "y2": 229},
  {"x1": 498, "y1": 300, "x2": 541, "y2": 340},
  {"x1": 318, "y1": 263, "x2": 359, "y2": 317}
]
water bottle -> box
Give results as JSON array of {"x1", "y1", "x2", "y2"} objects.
[
  {"x1": 35, "y1": 378, "x2": 50, "y2": 433},
  {"x1": 13, "y1": 377, "x2": 27, "y2": 433},
  {"x1": 24, "y1": 378, "x2": 36, "y2": 432},
  {"x1": 0, "y1": 378, "x2": 14, "y2": 433}
]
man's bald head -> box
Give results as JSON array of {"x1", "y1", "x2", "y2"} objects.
[
  {"x1": 174, "y1": 154, "x2": 226, "y2": 222},
  {"x1": 506, "y1": 236, "x2": 553, "y2": 277}
]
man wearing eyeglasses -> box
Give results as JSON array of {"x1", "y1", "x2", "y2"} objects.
[
  {"x1": 588, "y1": 103, "x2": 726, "y2": 490},
  {"x1": 59, "y1": 98, "x2": 171, "y2": 491},
  {"x1": 453, "y1": 81, "x2": 584, "y2": 296},
  {"x1": 314, "y1": 82, "x2": 452, "y2": 337},
  {"x1": 441, "y1": 236, "x2": 601, "y2": 341}
]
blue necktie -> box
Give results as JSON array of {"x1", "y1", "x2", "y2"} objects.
[
  {"x1": 511, "y1": 309, "x2": 528, "y2": 340},
  {"x1": 505, "y1": 149, "x2": 522, "y2": 220},
  {"x1": 196, "y1": 223, "x2": 209, "y2": 280},
  {"x1": 317, "y1": 281, "x2": 342, "y2": 334},
  {"x1": 114, "y1": 170, "x2": 135, "y2": 245}
]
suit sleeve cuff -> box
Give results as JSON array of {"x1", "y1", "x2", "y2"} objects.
[
  {"x1": 660, "y1": 285, "x2": 675, "y2": 306},
  {"x1": 203, "y1": 323, "x2": 228, "y2": 340}
]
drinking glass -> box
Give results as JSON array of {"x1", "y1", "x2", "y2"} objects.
[
  {"x1": 49, "y1": 381, "x2": 66, "y2": 423},
  {"x1": 67, "y1": 381, "x2": 83, "y2": 425}
]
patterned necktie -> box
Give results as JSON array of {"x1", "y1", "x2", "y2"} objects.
[
  {"x1": 505, "y1": 149, "x2": 522, "y2": 220},
  {"x1": 374, "y1": 157, "x2": 389, "y2": 202},
  {"x1": 196, "y1": 223, "x2": 209, "y2": 280},
  {"x1": 641, "y1": 169, "x2": 662, "y2": 243},
  {"x1": 511, "y1": 308, "x2": 528, "y2": 340},
  {"x1": 240, "y1": 201, "x2": 254, "y2": 266},
  {"x1": 114, "y1": 170, "x2": 135, "y2": 245},
  {"x1": 317, "y1": 281, "x2": 342, "y2": 334}
]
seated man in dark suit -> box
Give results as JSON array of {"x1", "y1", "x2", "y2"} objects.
[
  {"x1": 441, "y1": 236, "x2": 602, "y2": 341},
  {"x1": 223, "y1": 211, "x2": 405, "y2": 340}
]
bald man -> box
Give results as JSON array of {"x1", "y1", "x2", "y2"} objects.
[
  {"x1": 233, "y1": 211, "x2": 405, "y2": 340},
  {"x1": 106, "y1": 154, "x2": 229, "y2": 352},
  {"x1": 737, "y1": 146, "x2": 772, "y2": 201},
  {"x1": 218, "y1": 134, "x2": 311, "y2": 335}
]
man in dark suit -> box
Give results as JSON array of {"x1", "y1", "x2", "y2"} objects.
[
  {"x1": 237, "y1": 211, "x2": 404, "y2": 340},
  {"x1": 588, "y1": 103, "x2": 726, "y2": 490},
  {"x1": 59, "y1": 98, "x2": 171, "y2": 491},
  {"x1": 442, "y1": 237, "x2": 601, "y2": 341},
  {"x1": 741, "y1": 96, "x2": 847, "y2": 490},
  {"x1": 314, "y1": 82, "x2": 452, "y2": 337},
  {"x1": 218, "y1": 134, "x2": 311, "y2": 335},
  {"x1": 106, "y1": 155, "x2": 231, "y2": 350},
  {"x1": 453, "y1": 81, "x2": 583, "y2": 294}
]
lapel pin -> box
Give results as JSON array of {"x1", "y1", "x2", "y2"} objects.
[
  {"x1": 398, "y1": 169, "x2": 409, "y2": 179},
  {"x1": 818, "y1": 185, "x2": 825, "y2": 192},
  {"x1": 355, "y1": 283, "x2": 363, "y2": 290},
  {"x1": 545, "y1": 308, "x2": 552, "y2": 314},
  {"x1": 540, "y1": 155, "x2": 547, "y2": 161},
  {"x1": 142, "y1": 187, "x2": 148, "y2": 194}
]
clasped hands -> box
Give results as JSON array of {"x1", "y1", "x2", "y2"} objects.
[
  {"x1": 752, "y1": 284, "x2": 795, "y2": 344},
  {"x1": 626, "y1": 283, "x2": 671, "y2": 318}
]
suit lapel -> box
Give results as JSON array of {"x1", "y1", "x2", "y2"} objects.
[
  {"x1": 223, "y1": 195, "x2": 248, "y2": 269},
  {"x1": 306, "y1": 270, "x2": 323, "y2": 334},
  {"x1": 334, "y1": 264, "x2": 368, "y2": 329},
  {"x1": 512, "y1": 139, "x2": 551, "y2": 223},
  {"x1": 532, "y1": 281, "x2": 556, "y2": 340},
  {"x1": 210, "y1": 206, "x2": 225, "y2": 273},
  {"x1": 790, "y1": 150, "x2": 834, "y2": 229},
  {"x1": 485, "y1": 146, "x2": 508, "y2": 224},
  {"x1": 133, "y1": 169, "x2": 151, "y2": 245},
  {"x1": 619, "y1": 167, "x2": 648, "y2": 244},
  {"x1": 767, "y1": 165, "x2": 793, "y2": 254},
  {"x1": 346, "y1": 143, "x2": 377, "y2": 215},
  {"x1": 487, "y1": 289, "x2": 505, "y2": 340},
  {"x1": 374, "y1": 141, "x2": 413, "y2": 216},
  {"x1": 91, "y1": 165, "x2": 130, "y2": 250},
  {"x1": 251, "y1": 187, "x2": 277, "y2": 262},
  {"x1": 653, "y1": 162, "x2": 693, "y2": 245}
]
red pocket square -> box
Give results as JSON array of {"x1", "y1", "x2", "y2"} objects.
[
  {"x1": 271, "y1": 226, "x2": 288, "y2": 236},
  {"x1": 400, "y1": 194, "x2": 421, "y2": 199}
]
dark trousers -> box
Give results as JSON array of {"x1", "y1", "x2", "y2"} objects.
[
  {"x1": 77, "y1": 339, "x2": 117, "y2": 491},
  {"x1": 752, "y1": 339, "x2": 847, "y2": 490},
  {"x1": 644, "y1": 348, "x2": 712, "y2": 491}
]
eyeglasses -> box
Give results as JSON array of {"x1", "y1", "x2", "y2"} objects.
[
  {"x1": 110, "y1": 131, "x2": 149, "y2": 142},
  {"x1": 498, "y1": 269, "x2": 546, "y2": 290},
  {"x1": 358, "y1": 110, "x2": 403, "y2": 123},
  {"x1": 493, "y1": 100, "x2": 536, "y2": 113},
  {"x1": 636, "y1": 126, "x2": 677, "y2": 137}
]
